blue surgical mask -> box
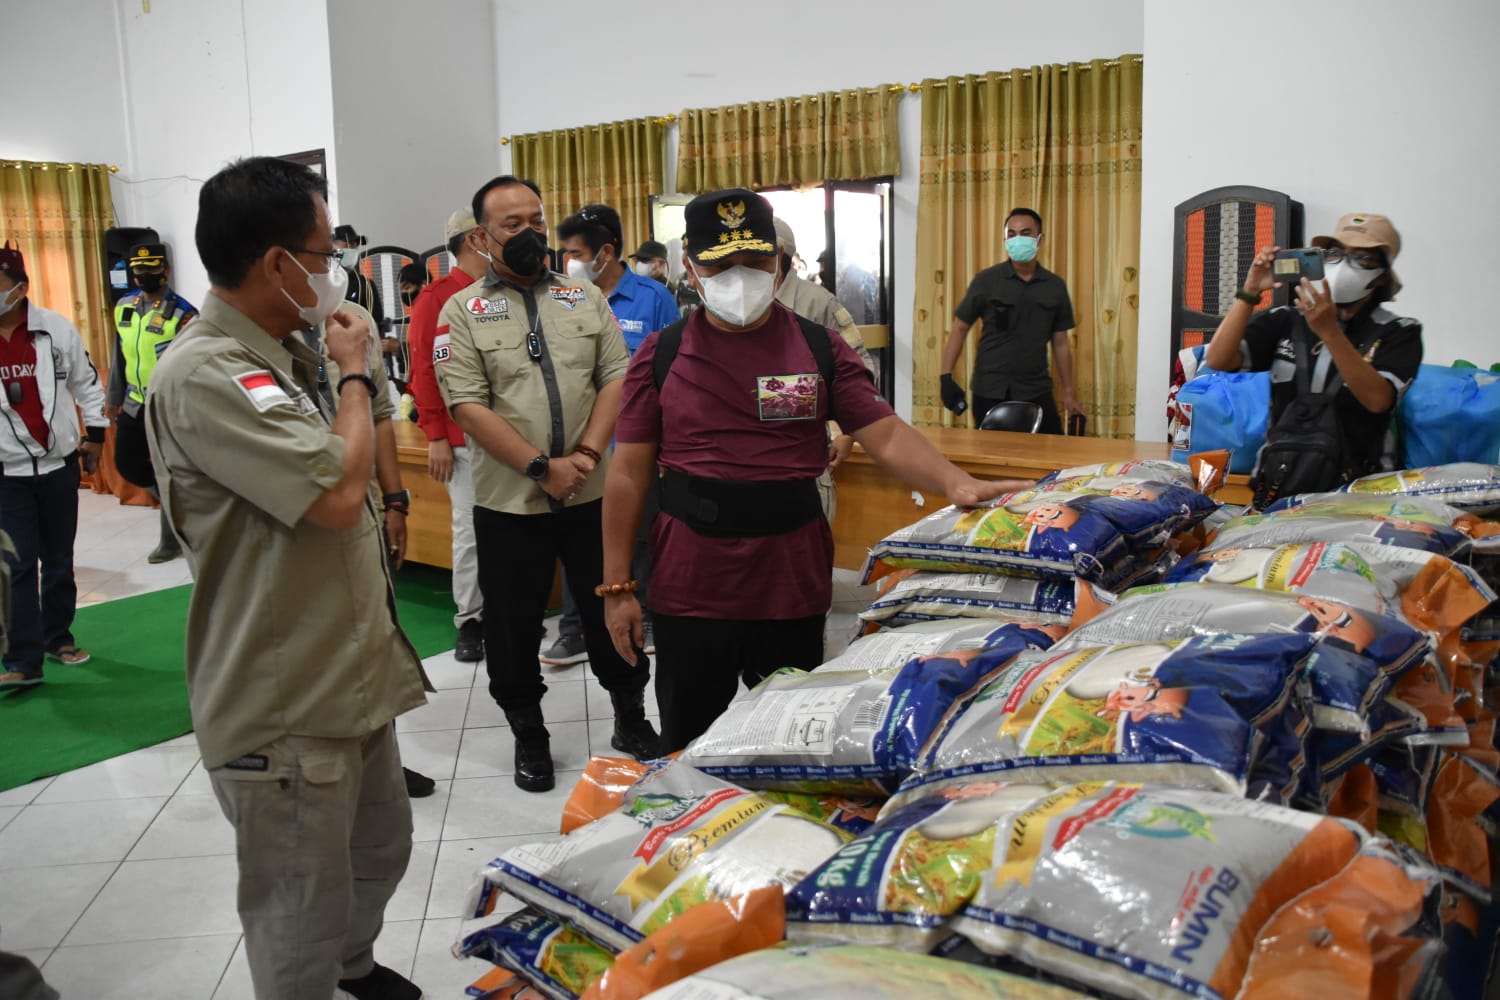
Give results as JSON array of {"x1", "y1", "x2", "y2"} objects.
[{"x1": 1005, "y1": 235, "x2": 1039, "y2": 263}]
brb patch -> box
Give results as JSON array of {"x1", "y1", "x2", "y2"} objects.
[
  {"x1": 550, "y1": 286, "x2": 586, "y2": 309},
  {"x1": 756, "y1": 373, "x2": 820, "y2": 421},
  {"x1": 466, "y1": 295, "x2": 508, "y2": 322}
]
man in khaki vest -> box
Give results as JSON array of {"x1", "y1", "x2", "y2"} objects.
[{"x1": 145, "y1": 156, "x2": 430, "y2": 1000}]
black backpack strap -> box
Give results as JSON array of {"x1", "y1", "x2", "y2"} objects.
[
  {"x1": 651, "y1": 317, "x2": 690, "y2": 393},
  {"x1": 650, "y1": 312, "x2": 836, "y2": 395}
]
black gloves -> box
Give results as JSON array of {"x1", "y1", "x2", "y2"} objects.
[{"x1": 940, "y1": 373, "x2": 968, "y2": 416}]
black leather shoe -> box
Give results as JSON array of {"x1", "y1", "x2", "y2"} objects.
[
  {"x1": 610, "y1": 688, "x2": 660, "y2": 761},
  {"x1": 337, "y1": 962, "x2": 422, "y2": 1000},
  {"x1": 402, "y1": 766, "x2": 436, "y2": 798},
  {"x1": 454, "y1": 619, "x2": 483, "y2": 663},
  {"x1": 505, "y1": 705, "x2": 555, "y2": 792}
]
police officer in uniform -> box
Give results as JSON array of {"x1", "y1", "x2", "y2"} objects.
[
  {"x1": 144, "y1": 157, "x2": 429, "y2": 1000},
  {"x1": 106, "y1": 243, "x2": 196, "y2": 562},
  {"x1": 435, "y1": 175, "x2": 657, "y2": 794}
]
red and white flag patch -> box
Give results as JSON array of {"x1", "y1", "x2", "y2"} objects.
[
  {"x1": 234, "y1": 370, "x2": 293, "y2": 412},
  {"x1": 433, "y1": 327, "x2": 451, "y2": 364}
]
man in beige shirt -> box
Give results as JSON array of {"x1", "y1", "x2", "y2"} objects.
[
  {"x1": 771, "y1": 216, "x2": 875, "y2": 522},
  {"x1": 435, "y1": 175, "x2": 657, "y2": 794},
  {"x1": 145, "y1": 157, "x2": 429, "y2": 1000}
]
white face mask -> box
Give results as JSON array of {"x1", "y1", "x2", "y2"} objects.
[
  {"x1": 692, "y1": 262, "x2": 777, "y2": 327},
  {"x1": 0, "y1": 283, "x2": 21, "y2": 316},
  {"x1": 566, "y1": 253, "x2": 608, "y2": 283},
  {"x1": 281, "y1": 251, "x2": 350, "y2": 327},
  {"x1": 633, "y1": 260, "x2": 655, "y2": 278},
  {"x1": 1324, "y1": 258, "x2": 1385, "y2": 305},
  {"x1": 337, "y1": 247, "x2": 360, "y2": 268}
]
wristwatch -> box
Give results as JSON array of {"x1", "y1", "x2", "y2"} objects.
[
  {"x1": 382, "y1": 489, "x2": 411, "y2": 507},
  {"x1": 525, "y1": 455, "x2": 550, "y2": 481}
]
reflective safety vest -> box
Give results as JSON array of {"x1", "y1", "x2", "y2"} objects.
[{"x1": 115, "y1": 291, "x2": 188, "y2": 404}]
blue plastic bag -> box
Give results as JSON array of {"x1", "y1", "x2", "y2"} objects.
[
  {"x1": 1169, "y1": 367, "x2": 1271, "y2": 474},
  {"x1": 1400, "y1": 364, "x2": 1500, "y2": 466}
]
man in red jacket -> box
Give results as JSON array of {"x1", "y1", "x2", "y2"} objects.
[{"x1": 406, "y1": 209, "x2": 488, "y2": 662}]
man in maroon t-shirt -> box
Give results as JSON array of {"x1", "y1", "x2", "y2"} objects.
[{"x1": 601, "y1": 189, "x2": 1032, "y2": 752}]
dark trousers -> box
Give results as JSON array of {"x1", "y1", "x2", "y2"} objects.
[
  {"x1": 113, "y1": 408, "x2": 156, "y2": 489},
  {"x1": 973, "y1": 391, "x2": 1064, "y2": 435},
  {"x1": 474, "y1": 500, "x2": 647, "y2": 713},
  {"x1": 558, "y1": 480, "x2": 657, "y2": 638},
  {"x1": 654, "y1": 613, "x2": 826, "y2": 754},
  {"x1": 0, "y1": 460, "x2": 81, "y2": 676}
]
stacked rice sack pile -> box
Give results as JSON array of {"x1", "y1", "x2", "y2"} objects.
[{"x1": 448, "y1": 461, "x2": 1500, "y2": 1000}]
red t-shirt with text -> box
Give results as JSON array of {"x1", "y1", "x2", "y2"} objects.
[{"x1": 0, "y1": 308, "x2": 51, "y2": 451}]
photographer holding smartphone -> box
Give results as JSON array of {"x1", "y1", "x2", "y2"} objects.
[{"x1": 1204, "y1": 213, "x2": 1423, "y2": 504}]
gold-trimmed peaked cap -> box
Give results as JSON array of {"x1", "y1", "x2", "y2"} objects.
[
  {"x1": 683, "y1": 188, "x2": 777, "y2": 265},
  {"x1": 127, "y1": 243, "x2": 168, "y2": 269}
]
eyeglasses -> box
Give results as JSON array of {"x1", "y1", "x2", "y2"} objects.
[{"x1": 1321, "y1": 246, "x2": 1386, "y2": 270}]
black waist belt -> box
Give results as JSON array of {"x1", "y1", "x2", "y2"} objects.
[{"x1": 658, "y1": 468, "x2": 822, "y2": 538}]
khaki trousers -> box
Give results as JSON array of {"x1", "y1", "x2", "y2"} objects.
[{"x1": 209, "y1": 724, "x2": 412, "y2": 1000}]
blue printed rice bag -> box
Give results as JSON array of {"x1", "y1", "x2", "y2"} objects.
[
  {"x1": 680, "y1": 624, "x2": 1060, "y2": 795},
  {"x1": 1342, "y1": 463, "x2": 1500, "y2": 514},
  {"x1": 1032, "y1": 476, "x2": 1220, "y2": 550},
  {"x1": 457, "y1": 907, "x2": 613, "y2": 1000},
  {"x1": 1038, "y1": 459, "x2": 1198, "y2": 489},
  {"x1": 1226, "y1": 495, "x2": 1478, "y2": 558},
  {"x1": 1067, "y1": 581, "x2": 1430, "y2": 735},
  {"x1": 862, "y1": 494, "x2": 1133, "y2": 586},
  {"x1": 860, "y1": 570, "x2": 1075, "y2": 628},
  {"x1": 894, "y1": 634, "x2": 1316, "y2": 808},
  {"x1": 819, "y1": 619, "x2": 1068, "y2": 675}
]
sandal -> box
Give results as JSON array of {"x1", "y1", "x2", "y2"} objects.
[
  {"x1": 46, "y1": 645, "x2": 91, "y2": 666},
  {"x1": 0, "y1": 671, "x2": 44, "y2": 690}
]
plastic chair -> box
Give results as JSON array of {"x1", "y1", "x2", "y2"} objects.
[{"x1": 979, "y1": 401, "x2": 1044, "y2": 433}]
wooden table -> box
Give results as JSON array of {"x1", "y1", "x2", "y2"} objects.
[{"x1": 395, "y1": 421, "x2": 1251, "y2": 571}]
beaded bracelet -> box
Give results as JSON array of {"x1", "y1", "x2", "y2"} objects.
[
  {"x1": 594, "y1": 579, "x2": 639, "y2": 597},
  {"x1": 574, "y1": 443, "x2": 602, "y2": 464}
]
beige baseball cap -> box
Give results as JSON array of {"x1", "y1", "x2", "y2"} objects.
[
  {"x1": 772, "y1": 216, "x2": 796, "y2": 258},
  {"x1": 444, "y1": 208, "x2": 477, "y2": 243},
  {"x1": 1311, "y1": 213, "x2": 1401, "y2": 297}
]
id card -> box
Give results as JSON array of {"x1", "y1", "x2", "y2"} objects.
[{"x1": 756, "y1": 373, "x2": 820, "y2": 421}]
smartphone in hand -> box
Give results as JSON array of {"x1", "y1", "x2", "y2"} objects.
[{"x1": 1271, "y1": 248, "x2": 1325, "y2": 285}]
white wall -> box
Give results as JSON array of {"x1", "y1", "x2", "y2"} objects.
[
  {"x1": 328, "y1": 0, "x2": 498, "y2": 251},
  {"x1": 1137, "y1": 0, "x2": 1500, "y2": 441},
  {"x1": 109, "y1": 0, "x2": 338, "y2": 304},
  {"x1": 490, "y1": 0, "x2": 1144, "y2": 419}
]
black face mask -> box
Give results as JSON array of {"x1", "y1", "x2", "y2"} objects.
[
  {"x1": 496, "y1": 226, "x2": 549, "y2": 278},
  {"x1": 134, "y1": 273, "x2": 165, "y2": 293},
  {"x1": 400, "y1": 291, "x2": 417, "y2": 307}
]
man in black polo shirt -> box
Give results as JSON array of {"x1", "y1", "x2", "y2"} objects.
[
  {"x1": 1205, "y1": 212, "x2": 1422, "y2": 491},
  {"x1": 940, "y1": 208, "x2": 1081, "y2": 433}
]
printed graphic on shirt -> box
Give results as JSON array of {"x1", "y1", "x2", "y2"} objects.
[
  {"x1": 433, "y1": 329, "x2": 451, "y2": 364},
  {"x1": 550, "y1": 286, "x2": 586, "y2": 309},
  {"x1": 233, "y1": 370, "x2": 293, "y2": 412},
  {"x1": 0, "y1": 363, "x2": 36, "y2": 380},
  {"x1": 618, "y1": 317, "x2": 645, "y2": 335},
  {"x1": 467, "y1": 296, "x2": 509, "y2": 322},
  {"x1": 756, "y1": 372, "x2": 820, "y2": 422}
]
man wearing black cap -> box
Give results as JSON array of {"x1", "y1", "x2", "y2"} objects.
[
  {"x1": 0, "y1": 243, "x2": 108, "y2": 689},
  {"x1": 601, "y1": 189, "x2": 1031, "y2": 752},
  {"x1": 106, "y1": 242, "x2": 197, "y2": 562},
  {"x1": 333, "y1": 224, "x2": 387, "y2": 336}
]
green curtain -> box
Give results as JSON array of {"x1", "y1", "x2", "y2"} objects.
[
  {"x1": 675, "y1": 85, "x2": 904, "y2": 193},
  {"x1": 509, "y1": 118, "x2": 667, "y2": 252},
  {"x1": 910, "y1": 56, "x2": 1143, "y2": 439}
]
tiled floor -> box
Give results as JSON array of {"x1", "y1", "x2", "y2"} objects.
[{"x1": 0, "y1": 491, "x2": 873, "y2": 999}]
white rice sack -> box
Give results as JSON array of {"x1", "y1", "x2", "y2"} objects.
[
  {"x1": 1218, "y1": 495, "x2": 1479, "y2": 558},
  {"x1": 481, "y1": 761, "x2": 850, "y2": 952},
  {"x1": 859, "y1": 569, "x2": 1074, "y2": 628},
  {"x1": 1343, "y1": 462, "x2": 1500, "y2": 514},
  {"x1": 640, "y1": 942, "x2": 1089, "y2": 1000},
  {"x1": 818, "y1": 619, "x2": 1066, "y2": 675},
  {"x1": 1041, "y1": 459, "x2": 1197, "y2": 488},
  {"x1": 949, "y1": 783, "x2": 1373, "y2": 1000},
  {"x1": 681, "y1": 624, "x2": 1058, "y2": 794}
]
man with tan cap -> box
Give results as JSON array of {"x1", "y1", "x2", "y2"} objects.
[
  {"x1": 1206, "y1": 212, "x2": 1422, "y2": 500},
  {"x1": 771, "y1": 216, "x2": 875, "y2": 521},
  {"x1": 406, "y1": 208, "x2": 488, "y2": 662}
]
